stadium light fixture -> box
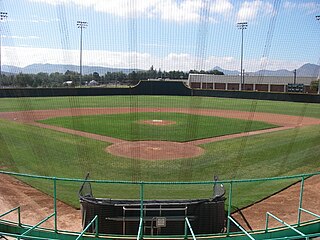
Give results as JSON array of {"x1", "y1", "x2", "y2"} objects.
[
  {"x1": 0, "y1": 12, "x2": 7, "y2": 80},
  {"x1": 77, "y1": 21, "x2": 88, "y2": 86},
  {"x1": 237, "y1": 22, "x2": 248, "y2": 91}
]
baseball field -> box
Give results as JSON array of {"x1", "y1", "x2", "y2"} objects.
[{"x1": 0, "y1": 95, "x2": 319, "y2": 210}]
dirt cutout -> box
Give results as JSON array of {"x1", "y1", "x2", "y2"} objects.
[{"x1": 0, "y1": 174, "x2": 82, "y2": 232}]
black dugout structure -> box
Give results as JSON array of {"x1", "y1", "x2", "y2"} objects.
[{"x1": 79, "y1": 175, "x2": 226, "y2": 236}]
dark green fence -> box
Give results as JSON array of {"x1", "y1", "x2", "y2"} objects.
[{"x1": 0, "y1": 81, "x2": 319, "y2": 103}]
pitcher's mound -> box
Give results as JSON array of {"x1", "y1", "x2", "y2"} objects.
[{"x1": 106, "y1": 141, "x2": 204, "y2": 160}]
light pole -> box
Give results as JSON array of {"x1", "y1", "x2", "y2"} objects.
[
  {"x1": 237, "y1": 22, "x2": 247, "y2": 91},
  {"x1": 316, "y1": 15, "x2": 320, "y2": 94},
  {"x1": 0, "y1": 12, "x2": 7, "y2": 80},
  {"x1": 77, "y1": 20, "x2": 88, "y2": 86}
]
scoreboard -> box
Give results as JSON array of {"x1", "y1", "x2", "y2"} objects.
[{"x1": 287, "y1": 84, "x2": 304, "y2": 93}]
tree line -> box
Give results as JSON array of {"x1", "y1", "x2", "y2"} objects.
[{"x1": 0, "y1": 66, "x2": 224, "y2": 88}]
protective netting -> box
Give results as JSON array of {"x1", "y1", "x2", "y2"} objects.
[{"x1": 0, "y1": 0, "x2": 319, "y2": 236}]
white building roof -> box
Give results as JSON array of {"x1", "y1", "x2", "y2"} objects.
[{"x1": 188, "y1": 74, "x2": 315, "y2": 85}]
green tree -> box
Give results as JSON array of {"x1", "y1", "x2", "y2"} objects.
[
  {"x1": 15, "y1": 73, "x2": 33, "y2": 87},
  {"x1": 49, "y1": 72, "x2": 65, "y2": 87},
  {"x1": 310, "y1": 79, "x2": 319, "y2": 92},
  {"x1": 0, "y1": 75, "x2": 14, "y2": 86},
  {"x1": 64, "y1": 70, "x2": 80, "y2": 86},
  {"x1": 92, "y1": 72, "x2": 100, "y2": 82},
  {"x1": 128, "y1": 71, "x2": 139, "y2": 85},
  {"x1": 148, "y1": 65, "x2": 157, "y2": 79},
  {"x1": 34, "y1": 72, "x2": 49, "y2": 87},
  {"x1": 207, "y1": 69, "x2": 224, "y2": 75}
]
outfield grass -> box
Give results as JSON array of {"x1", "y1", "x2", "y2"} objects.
[
  {"x1": 0, "y1": 95, "x2": 319, "y2": 118},
  {"x1": 39, "y1": 112, "x2": 277, "y2": 142}
]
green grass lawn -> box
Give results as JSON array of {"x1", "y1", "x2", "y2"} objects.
[
  {"x1": 0, "y1": 95, "x2": 319, "y2": 118},
  {"x1": 0, "y1": 95, "x2": 319, "y2": 210},
  {"x1": 39, "y1": 112, "x2": 277, "y2": 142}
]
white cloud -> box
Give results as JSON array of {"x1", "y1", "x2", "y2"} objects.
[
  {"x1": 30, "y1": 16, "x2": 50, "y2": 23},
  {"x1": 237, "y1": 1, "x2": 275, "y2": 22},
  {"x1": 28, "y1": 0, "x2": 233, "y2": 23},
  {"x1": 283, "y1": 1, "x2": 296, "y2": 9},
  {"x1": 92, "y1": 0, "x2": 161, "y2": 18},
  {"x1": 159, "y1": 0, "x2": 202, "y2": 22},
  {"x1": 284, "y1": 1, "x2": 320, "y2": 15},
  {"x1": 2, "y1": 46, "x2": 306, "y2": 72},
  {"x1": 3, "y1": 35, "x2": 40, "y2": 40},
  {"x1": 210, "y1": 0, "x2": 233, "y2": 14}
]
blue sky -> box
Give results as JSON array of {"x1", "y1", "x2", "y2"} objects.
[{"x1": 1, "y1": 0, "x2": 320, "y2": 71}]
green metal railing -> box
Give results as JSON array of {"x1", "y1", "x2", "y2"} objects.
[
  {"x1": 0, "y1": 232, "x2": 59, "y2": 240},
  {"x1": 139, "y1": 183, "x2": 144, "y2": 238},
  {"x1": 267, "y1": 233, "x2": 320, "y2": 240},
  {"x1": 0, "y1": 206, "x2": 21, "y2": 227},
  {"x1": 19, "y1": 213, "x2": 55, "y2": 240},
  {"x1": 0, "y1": 208, "x2": 56, "y2": 240},
  {"x1": 228, "y1": 216, "x2": 255, "y2": 240},
  {"x1": 53, "y1": 177, "x2": 57, "y2": 232},
  {"x1": 184, "y1": 217, "x2": 196, "y2": 240},
  {"x1": 226, "y1": 181, "x2": 233, "y2": 236},
  {"x1": 137, "y1": 217, "x2": 143, "y2": 240},
  {"x1": 299, "y1": 208, "x2": 320, "y2": 219},
  {"x1": 265, "y1": 212, "x2": 307, "y2": 239},
  {"x1": 0, "y1": 170, "x2": 319, "y2": 240},
  {"x1": 76, "y1": 215, "x2": 98, "y2": 240}
]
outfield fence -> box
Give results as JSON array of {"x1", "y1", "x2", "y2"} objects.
[{"x1": 0, "y1": 81, "x2": 319, "y2": 103}]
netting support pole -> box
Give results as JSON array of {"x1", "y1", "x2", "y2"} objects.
[
  {"x1": 17, "y1": 206, "x2": 21, "y2": 227},
  {"x1": 226, "y1": 181, "x2": 233, "y2": 236},
  {"x1": 297, "y1": 176, "x2": 305, "y2": 226},
  {"x1": 139, "y1": 182, "x2": 144, "y2": 240},
  {"x1": 53, "y1": 177, "x2": 57, "y2": 232}
]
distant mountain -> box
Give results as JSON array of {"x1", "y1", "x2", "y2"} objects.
[
  {"x1": 214, "y1": 67, "x2": 296, "y2": 77},
  {"x1": 212, "y1": 63, "x2": 320, "y2": 77},
  {"x1": 2, "y1": 63, "x2": 320, "y2": 77},
  {"x1": 249, "y1": 69, "x2": 293, "y2": 76},
  {"x1": 296, "y1": 63, "x2": 320, "y2": 77},
  {"x1": 212, "y1": 66, "x2": 240, "y2": 75},
  {"x1": 2, "y1": 64, "x2": 138, "y2": 75},
  {"x1": 2, "y1": 65, "x2": 22, "y2": 74}
]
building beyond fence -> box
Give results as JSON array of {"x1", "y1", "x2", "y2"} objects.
[{"x1": 187, "y1": 74, "x2": 317, "y2": 93}]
